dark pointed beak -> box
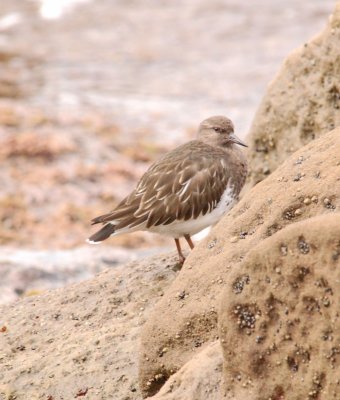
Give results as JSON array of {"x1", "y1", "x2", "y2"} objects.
[{"x1": 230, "y1": 134, "x2": 248, "y2": 147}]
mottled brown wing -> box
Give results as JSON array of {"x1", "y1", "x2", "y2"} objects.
[{"x1": 91, "y1": 141, "x2": 231, "y2": 231}]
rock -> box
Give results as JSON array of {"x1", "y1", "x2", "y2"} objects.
[
  {"x1": 146, "y1": 341, "x2": 223, "y2": 400},
  {"x1": 0, "y1": 253, "x2": 179, "y2": 400},
  {"x1": 0, "y1": 51, "x2": 23, "y2": 98},
  {"x1": 246, "y1": 3, "x2": 340, "y2": 187},
  {"x1": 139, "y1": 128, "x2": 340, "y2": 397},
  {"x1": 0, "y1": 130, "x2": 76, "y2": 159},
  {"x1": 220, "y1": 214, "x2": 340, "y2": 399}
]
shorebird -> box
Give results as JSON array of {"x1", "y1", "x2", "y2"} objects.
[{"x1": 87, "y1": 116, "x2": 248, "y2": 264}]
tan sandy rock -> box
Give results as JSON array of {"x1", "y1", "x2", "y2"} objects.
[
  {"x1": 220, "y1": 214, "x2": 340, "y2": 399},
  {"x1": 139, "y1": 128, "x2": 340, "y2": 397},
  {"x1": 0, "y1": 253, "x2": 180, "y2": 400},
  {"x1": 147, "y1": 341, "x2": 223, "y2": 400},
  {"x1": 246, "y1": 3, "x2": 340, "y2": 187}
]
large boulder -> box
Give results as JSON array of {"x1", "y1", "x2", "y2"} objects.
[
  {"x1": 220, "y1": 214, "x2": 340, "y2": 399},
  {"x1": 0, "y1": 253, "x2": 179, "y2": 400},
  {"x1": 246, "y1": 3, "x2": 340, "y2": 187},
  {"x1": 139, "y1": 128, "x2": 340, "y2": 397}
]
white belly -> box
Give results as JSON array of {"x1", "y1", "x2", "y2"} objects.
[{"x1": 148, "y1": 185, "x2": 237, "y2": 238}]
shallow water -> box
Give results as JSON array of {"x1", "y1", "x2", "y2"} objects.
[{"x1": 0, "y1": 0, "x2": 335, "y2": 141}]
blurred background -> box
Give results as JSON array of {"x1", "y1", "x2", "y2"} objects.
[{"x1": 0, "y1": 0, "x2": 336, "y2": 301}]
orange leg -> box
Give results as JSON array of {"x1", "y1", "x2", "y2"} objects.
[
  {"x1": 184, "y1": 234, "x2": 195, "y2": 250},
  {"x1": 174, "y1": 238, "x2": 186, "y2": 264}
]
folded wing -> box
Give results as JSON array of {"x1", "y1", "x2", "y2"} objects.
[{"x1": 90, "y1": 141, "x2": 231, "y2": 232}]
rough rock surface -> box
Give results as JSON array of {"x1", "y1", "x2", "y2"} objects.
[
  {"x1": 148, "y1": 341, "x2": 223, "y2": 400},
  {"x1": 139, "y1": 128, "x2": 340, "y2": 397},
  {"x1": 220, "y1": 214, "x2": 340, "y2": 399},
  {"x1": 246, "y1": 3, "x2": 340, "y2": 187},
  {"x1": 0, "y1": 253, "x2": 180, "y2": 400}
]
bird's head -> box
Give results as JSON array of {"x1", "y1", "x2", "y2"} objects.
[{"x1": 197, "y1": 116, "x2": 247, "y2": 149}]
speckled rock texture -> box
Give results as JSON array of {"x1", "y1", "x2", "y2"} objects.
[
  {"x1": 246, "y1": 3, "x2": 340, "y2": 187},
  {"x1": 148, "y1": 341, "x2": 223, "y2": 400},
  {"x1": 220, "y1": 214, "x2": 340, "y2": 400},
  {"x1": 0, "y1": 253, "x2": 180, "y2": 400},
  {"x1": 139, "y1": 128, "x2": 340, "y2": 397}
]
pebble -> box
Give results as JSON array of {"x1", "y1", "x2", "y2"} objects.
[
  {"x1": 311, "y1": 195, "x2": 318, "y2": 203},
  {"x1": 323, "y1": 298, "x2": 330, "y2": 307},
  {"x1": 303, "y1": 197, "x2": 311, "y2": 205},
  {"x1": 323, "y1": 198, "x2": 331, "y2": 205},
  {"x1": 230, "y1": 236, "x2": 238, "y2": 243},
  {"x1": 280, "y1": 245, "x2": 288, "y2": 256},
  {"x1": 208, "y1": 239, "x2": 217, "y2": 249},
  {"x1": 294, "y1": 208, "x2": 302, "y2": 216},
  {"x1": 176, "y1": 291, "x2": 186, "y2": 300}
]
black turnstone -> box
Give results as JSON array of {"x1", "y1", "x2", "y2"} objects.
[{"x1": 87, "y1": 116, "x2": 248, "y2": 264}]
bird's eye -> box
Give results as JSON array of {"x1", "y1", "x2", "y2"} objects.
[{"x1": 214, "y1": 127, "x2": 224, "y2": 134}]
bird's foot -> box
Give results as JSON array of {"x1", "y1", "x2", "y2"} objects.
[
  {"x1": 172, "y1": 255, "x2": 185, "y2": 271},
  {"x1": 178, "y1": 255, "x2": 186, "y2": 265}
]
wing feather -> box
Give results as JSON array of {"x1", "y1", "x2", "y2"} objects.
[{"x1": 91, "y1": 141, "x2": 233, "y2": 231}]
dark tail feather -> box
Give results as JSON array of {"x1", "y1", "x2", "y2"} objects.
[
  {"x1": 91, "y1": 207, "x2": 137, "y2": 225},
  {"x1": 91, "y1": 213, "x2": 114, "y2": 225},
  {"x1": 87, "y1": 223, "x2": 115, "y2": 243}
]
